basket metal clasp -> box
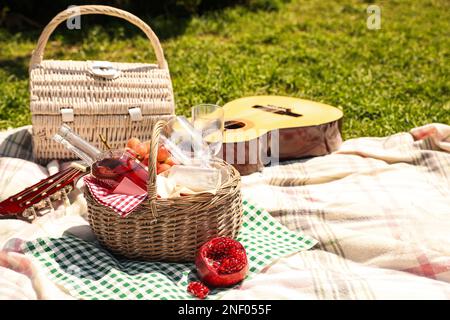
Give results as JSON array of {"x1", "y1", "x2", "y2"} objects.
[{"x1": 89, "y1": 61, "x2": 120, "y2": 79}]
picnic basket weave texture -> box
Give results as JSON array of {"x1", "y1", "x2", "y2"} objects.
[
  {"x1": 29, "y1": 5, "x2": 175, "y2": 163},
  {"x1": 86, "y1": 120, "x2": 244, "y2": 262}
]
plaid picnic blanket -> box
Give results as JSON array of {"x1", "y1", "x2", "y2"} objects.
[
  {"x1": 0, "y1": 123, "x2": 449, "y2": 299},
  {"x1": 221, "y1": 123, "x2": 450, "y2": 299}
]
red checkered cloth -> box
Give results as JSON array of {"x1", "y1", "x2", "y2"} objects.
[{"x1": 84, "y1": 176, "x2": 147, "y2": 217}]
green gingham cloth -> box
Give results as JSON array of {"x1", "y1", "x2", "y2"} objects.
[{"x1": 21, "y1": 200, "x2": 317, "y2": 300}]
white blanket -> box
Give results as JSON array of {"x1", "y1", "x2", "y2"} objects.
[{"x1": 1, "y1": 124, "x2": 449, "y2": 299}]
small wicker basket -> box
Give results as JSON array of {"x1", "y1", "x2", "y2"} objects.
[{"x1": 86, "y1": 121, "x2": 243, "y2": 262}]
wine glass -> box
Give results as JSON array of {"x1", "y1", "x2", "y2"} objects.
[
  {"x1": 191, "y1": 104, "x2": 224, "y2": 157},
  {"x1": 160, "y1": 116, "x2": 208, "y2": 166}
]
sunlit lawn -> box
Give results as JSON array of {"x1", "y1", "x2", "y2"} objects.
[{"x1": 0, "y1": 0, "x2": 448, "y2": 138}]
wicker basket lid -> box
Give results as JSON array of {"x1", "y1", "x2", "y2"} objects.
[{"x1": 30, "y1": 59, "x2": 175, "y2": 116}]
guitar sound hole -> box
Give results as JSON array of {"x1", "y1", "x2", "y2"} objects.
[{"x1": 225, "y1": 121, "x2": 246, "y2": 130}]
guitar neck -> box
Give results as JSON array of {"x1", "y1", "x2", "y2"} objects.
[{"x1": 0, "y1": 163, "x2": 89, "y2": 220}]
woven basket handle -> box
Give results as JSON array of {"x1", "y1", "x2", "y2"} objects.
[
  {"x1": 29, "y1": 5, "x2": 167, "y2": 69},
  {"x1": 147, "y1": 120, "x2": 166, "y2": 199}
]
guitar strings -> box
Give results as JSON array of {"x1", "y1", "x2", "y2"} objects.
[
  {"x1": 25, "y1": 169, "x2": 81, "y2": 205},
  {"x1": 12, "y1": 168, "x2": 73, "y2": 201}
]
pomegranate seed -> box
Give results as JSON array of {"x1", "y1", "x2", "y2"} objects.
[{"x1": 187, "y1": 281, "x2": 210, "y2": 299}]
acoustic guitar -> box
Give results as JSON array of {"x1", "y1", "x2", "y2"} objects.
[{"x1": 220, "y1": 96, "x2": 343, "y2": 175}]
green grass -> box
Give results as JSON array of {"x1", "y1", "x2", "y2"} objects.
[{"x1": 0, "y1": 0, "x2": 449, "y2": 138}]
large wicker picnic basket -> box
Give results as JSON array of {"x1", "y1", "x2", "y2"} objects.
[
  {"x1": 29, "y1": 5, "x2": 175, "y2": 164},
  {"x1": 85, "y1": 121, "x2": 244, "y2": 262}
]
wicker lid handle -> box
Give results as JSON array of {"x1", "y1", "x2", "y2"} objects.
[{"x1": 29, "y1": 5, "x2": 167, "y2": 69}]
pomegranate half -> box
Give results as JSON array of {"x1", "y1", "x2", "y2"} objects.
[{"x1": 195, "y1": 237, "x2": 249, "y2": 287}]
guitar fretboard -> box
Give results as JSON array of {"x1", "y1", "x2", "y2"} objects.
[{"x1": 0, "y1": 163, "x2": 89, "y2": 221}]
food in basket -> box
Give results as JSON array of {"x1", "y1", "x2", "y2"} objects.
[
  {"x1": 167, "y1": 165, "x2": 221, "y2": 192},
  {"x1": 157, "y1": 145, "x2": 170, "y2": 162},
  {"x1": 126, "y1": 138, "x2": 141, "y2": 152},
  {"x1": 195, "y1": 237, "x2": 248, "y2": 287},
  {"x1": 164, "y1": 157, "x2": 177, "y2": 166},
  {"x1": 134, "y1": 143, "x2": 149, "y2": 161},
  {"x1": 126, "y1": 137, "x2": 177, "y2": 172},
  {"x1": 157, "y1": 163, "x2": 172, "y2": 175}
]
